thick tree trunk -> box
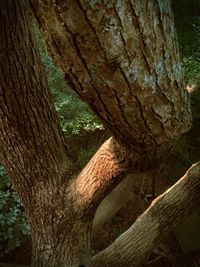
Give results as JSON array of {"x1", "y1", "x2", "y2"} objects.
[
  {"x1": 0, "y1": 1, "x2": 93, "y2": 266},
  {"x1": 31, "y1": 222, "x2": 92, "y2": 267},
  {"x1": 31, "y1": 0, "x2": 191, "y2": 170}
]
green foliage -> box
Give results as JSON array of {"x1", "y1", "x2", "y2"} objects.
[
  {"x1": 181, "y1": 17, "x2": 200, "y2": 85},
  {"x1": 172, "y1": 0, "x2": 200, "y2": 57},
  {"x1": 54, "y1": 93, "x2": 104, "y2": 135},
  {"x1": 0, "y1": 167, "x2": 30, "y2": 256},
  {"x1": 182, "y1": 56, "x2": 200, "y2": 85},
  {"x1": 0, "y1": 165, "x2": 8, "y2": 189}
]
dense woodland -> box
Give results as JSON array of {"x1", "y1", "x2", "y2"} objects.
[{"x1": 0, "y1": 0, "x2": 200, "y2": 266}]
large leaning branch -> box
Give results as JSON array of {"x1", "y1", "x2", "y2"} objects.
[{"x1": 93, "y1": 162, "x2": 200, "y2": 267}]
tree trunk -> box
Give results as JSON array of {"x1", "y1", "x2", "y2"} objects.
[
  {"x1": 0, "y1": 1, "x2": 92, "y2": 266},
  {"x1": 31, "y1": 0, "x2": 191, "y2": 170},
  {"x1": 31, "y1": 222, "x2": 92, "y2": 267},
  {"x1": 1, "y1": 1, "x2": 198, "y2": 267}
]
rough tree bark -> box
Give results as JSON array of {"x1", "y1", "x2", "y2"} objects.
[
  {"x1": 0, "y1": 1, "x2": 199, "y2": 267},
  {"x1": 30, "y1": 0, "x2": 191, "y2": 167}
]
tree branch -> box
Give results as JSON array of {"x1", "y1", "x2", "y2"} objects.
[
  {"x1": 93, "y1": 162, "x2": 200, "y2": 267},
  {"x1": 0, "y1": 0, "x2": 70, "y2": 198},
  {"x1": 71, "y1": 137, "x2": 131, "y2": 212},
  {"x1": 92, "y1": 169, "x2": 157, "y2": 235},
  {"x1": 92, "y1": 173, "x2": 135, "y2": 235}
]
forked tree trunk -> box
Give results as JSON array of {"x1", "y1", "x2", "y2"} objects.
[{"x1": 0, "y1": 1, "x2": 199, "y2": 267}]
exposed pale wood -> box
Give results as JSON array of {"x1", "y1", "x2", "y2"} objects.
[
  {"x1": 92, "y1": 173, "x2": 135, "y2": 234},
  {"x1": 92, "y1": 170, "x2": 155, "y2": 235}
]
